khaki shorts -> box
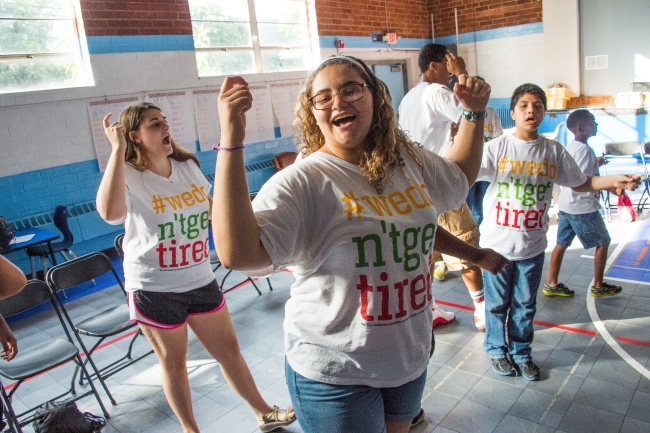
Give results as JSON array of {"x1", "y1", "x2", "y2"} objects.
[{"x1": 431, "y1": 202, "x2": 480, "y2": 272}]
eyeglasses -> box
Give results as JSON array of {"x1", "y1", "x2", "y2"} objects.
[{"x1": 309, "y1": 83, "x2": 369, "y2": 110}]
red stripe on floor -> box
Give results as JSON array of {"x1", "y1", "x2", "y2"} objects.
[
  {"x1": 436, "y1": 300, "x2": 598, "y2": 336},
  {"x1": 617, "y1": 336, "x2": 650, "y2": 348}
]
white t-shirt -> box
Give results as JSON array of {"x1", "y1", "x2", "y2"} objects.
[
  {"x1": 398, "y1": 82, "x2": 463, "y2": 156},
  {"x1": 558, "y1": 140, "x2": 601, "y2": 214},
  {"x1": 252, "y1": 149, "x2": 468, "y2": 387},
  {"x1": 107, "y1": 159, "x2": 215, "y2": 293},
  {"x1": 484, "y1": 107, "x2": 504, "y2": 142},
  {"x1": 477, "y1": 135, "x2": 587, "y2": 260}
]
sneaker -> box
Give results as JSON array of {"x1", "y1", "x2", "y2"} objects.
[
  {"x1": 474, "y1": 302, "x2": 485, "y2": 332},
  {"x1": 432, "y1": 307, "x2": 455, "y2": 327},
  {"x1": 433, "y1": 263, "x2": 447, "y2": 281},
  {"x1": 516, "y1": 360, "x2": 540, "y2": 381},
  {"x1": 474, "y1": 314, "x2": 486, "y2": 332},
  {"x1": 491, "y1": 356, "x2": 516, "y2": 376},
  {"x1": 543, "y1": 282, "x2": 575, "y2": 297},
  {"x1": 410, "y1": 408, "x2": 425, "y2": 427},
  {"x1": 591, "y1": 282, "x2": 622, "y2": 297}
]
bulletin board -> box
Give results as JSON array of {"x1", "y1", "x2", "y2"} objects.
[{"x1": 245, "y1": 84, "x2": 276, "y2": 144}]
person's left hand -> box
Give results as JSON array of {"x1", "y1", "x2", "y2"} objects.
[
  {"x1": 616, "y1": 174, "x2": 641, "y2": 191},
  {"x1": 454, "y1": 75, "x2": 491, "y2": 113},
  {"x1": 474, "y1": 248, "x2": 509, "y2": 275},
  {"x1": 0, "y1": 317, "x2": 17, "y2": 361},
  {"x1": 596, "y1": 156, "x2": 608, "y2": 167}
]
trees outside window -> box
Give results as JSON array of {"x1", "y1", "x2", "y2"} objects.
[
  {"x1": 188, "y1": 0, "x2": 318, "y2": 76},
  {"x1": 0, "y1": 0, "x2": 93, "y2": 94}
]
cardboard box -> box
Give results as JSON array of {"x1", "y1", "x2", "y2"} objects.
[
  {"x1": 547, "y1": 97, "x2": 568, "y2": 110},
  {"x1": 616, "y1": 92, "x2": 645, "y2": 108},
  {"x1": 545, "y1": 88, "x2": 571, "y2": 100},
  {"x1": 566, "y1": 95, "x2": 614, "y2": 108}
]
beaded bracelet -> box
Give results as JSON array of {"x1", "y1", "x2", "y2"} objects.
[{"x1": 212, "y1": 143, "x2": 245, "y2": 151}]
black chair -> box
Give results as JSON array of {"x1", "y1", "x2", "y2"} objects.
[
  {"x1": 26, "y1": 205, "x2": 78, "y2": 280},
  {"x1": 114, "y1": 233, "x2": 124, "y2": 259},
  {"x1": 46, "y1": 252, "x2": 153, "y2": 404},
  {"x1": 0, "y1": 280, "x2": 110, "y2": 432}
]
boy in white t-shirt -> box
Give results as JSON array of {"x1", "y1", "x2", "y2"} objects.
[
  {"x1": 477, "y1": 84, "x2": 638, "y2": 381},
  {"x1": 544, "y1": 109, "x2": 622, "y2": 298}
]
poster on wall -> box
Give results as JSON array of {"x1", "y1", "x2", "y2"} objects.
[
  {"x1": 192, "y1": 88, "x2": 221, "y2": 152},
  {"x1": 87, "y1": 96, "x2": 140, "y2": 172},
  {"x1": 270, "y1": 81, "x2": 304, "y2": 138},
  {"x1": 246, "y1": 84, "x2": 275, "y2": 144},
  {"x1": 145, "y1": 91, "x2": 197, "y2": 152}
]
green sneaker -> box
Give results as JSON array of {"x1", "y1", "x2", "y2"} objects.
[
  {"x1": 543, "y1": 282, "x2": 575, "y2": 297},
  {"x1": 591, "y1": 282, "x2": 622, "y2": 297}
]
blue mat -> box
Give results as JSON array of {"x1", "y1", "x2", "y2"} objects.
[{"x1": 607, "y1": 217, "x2": 650, "y2": 283}]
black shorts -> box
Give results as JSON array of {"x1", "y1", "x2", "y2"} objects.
[{"x1": 127, "y1": 279, "x2": 224, "y2": 330}]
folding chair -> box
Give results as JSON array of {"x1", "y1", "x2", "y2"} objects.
[
  {"x1": 601, "y1": 141, "x2": 650, "y2": 219},
  {"x1": 46, "y1": 252, "x2": 153, "y2": 404},
  {"x1": 273, "y1": 151, "x2": 298, "y2": 171},
  {"x1": 0, "y1": 280, "x2": 110, "y2": 432}
]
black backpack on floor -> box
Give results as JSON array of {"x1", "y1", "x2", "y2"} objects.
[{"x1": 33, "y1": 401, "x2": 106, "y2": 433}]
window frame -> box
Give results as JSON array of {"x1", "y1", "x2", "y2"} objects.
[
  {"x1": 190, "y1": 0, "x2": 319, "y2": 76},
  {"x1": 0, "y1": 0, "x2": 93, "y2": 95}
]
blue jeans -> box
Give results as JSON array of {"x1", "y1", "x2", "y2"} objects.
[
  {"x1": 465, "y1": 181, "x2": 489, "y2": 226},
  {"x1": 285, "y1": 361, "x2": 426, "y2": 433},
  {"x1": 556, "y1": 210, "x2": 610, "y2": 249},
  {"x1": 483, "y1": 251, "x2": 545, "y2": 364}
]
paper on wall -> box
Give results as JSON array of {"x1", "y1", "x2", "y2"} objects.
[
  {"x1": 87, "y1": 96, "x2": 140, "y2": 172},
  {"x1": 192, "y1": 88, "x2": 221, "y2": 152},
  {"x1": 270, "y1": 81, "x2": 304, "y2": 138},
  {"x1": 145, "y1": 91, "x2": 198, "y2": 152}
]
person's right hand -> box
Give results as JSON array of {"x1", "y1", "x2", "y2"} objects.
[
  {"x1": 218, "y1": 76, "x2": 253, "y2": 148},
  {"x1": 0, "y1": 317, "x2": 17, "y2": 361},
  {"x1": 446, "y1": 53, "x2": 468, "y2": 77},
  {"x1": 103, "y1": 113, "x2": 127, "y2": 153}
]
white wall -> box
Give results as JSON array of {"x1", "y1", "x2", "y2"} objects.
[
  {"x1": 459, "y1": 33, "x2": 545, "y2": 99},
  {"x1": 543, "y1": 0, "x2": 580, "y2": 96}
]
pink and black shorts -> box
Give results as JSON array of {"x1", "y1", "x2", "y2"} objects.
[{"x1": 127, "y1": 279, "x2": 225, "y2": 330}]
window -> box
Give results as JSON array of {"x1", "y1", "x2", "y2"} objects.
[
  {"x1": 0, "y1": 0, "x2": 93, "y2": 94},
  {"x1": 188, "y1": 0, "x2": 318, "y2": 76}
]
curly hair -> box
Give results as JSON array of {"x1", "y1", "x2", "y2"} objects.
[
  {"x1": 293, "y1": 56, "x2": 422, "y2": 193},
  {"x1": 118, "y1": 101, "x2": 199, "y2": 171}
]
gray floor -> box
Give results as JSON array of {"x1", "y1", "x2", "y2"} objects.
[{"x1": 4, "y1": 212, "x2": 650, "y2": 433}]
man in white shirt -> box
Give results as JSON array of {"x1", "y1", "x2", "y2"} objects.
[{"x1": 399, "y1": 43, "x2": 488, "y2": 331}]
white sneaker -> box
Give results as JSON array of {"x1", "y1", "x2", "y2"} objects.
[
  {"x1": 474, "y1": 301, "x2": 486, "y2": 332},
  {"x1": 433, "y1": 263, "x2": 447, "y2": 281},
  {"x1": 432, "y1": 307, "x2": 455, "y2": 327}
]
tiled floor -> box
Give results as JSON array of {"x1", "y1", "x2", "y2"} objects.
[{"x1": 4, "y1": 210, "x2": 650, "y2": 433}]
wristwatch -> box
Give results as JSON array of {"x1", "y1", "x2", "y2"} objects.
[{"x1": 462, "y1": 109, "x2": 487, "y2": 122}]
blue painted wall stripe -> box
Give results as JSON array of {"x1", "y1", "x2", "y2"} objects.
[
  {"x1": 318, "y1": 36, "x2": 430, "y2": 50},
  {"x1": 87, "y1": 35, "x2": 195, "y2": 54},
  {"x1": 434, "y1": 22, "x2": 543, "y2": 45}
]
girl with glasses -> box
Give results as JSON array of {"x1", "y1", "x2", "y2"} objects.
[{"x1": 212, "y1": 56, "x2": 507, "y2": 433}]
